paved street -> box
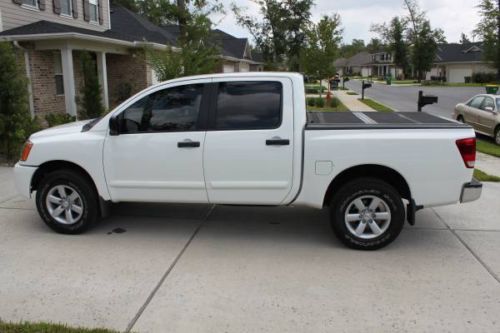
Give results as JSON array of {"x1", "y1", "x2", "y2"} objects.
[
  {"x1": 346, "y1": 80, "x2": 485, "y2": 119},
  {"x1": 1, "y1": 166, "x2": 500, "y2": 332}
]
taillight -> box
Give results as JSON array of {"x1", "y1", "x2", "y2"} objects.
[
  {"x1": 20, "y1": 141, "x2": 33, "y2": 162},
  {"x1": 456, "y1": 138, "x2": 476, "y2": 168}
]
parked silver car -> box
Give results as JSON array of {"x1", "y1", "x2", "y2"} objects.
[{"x1": 454, "y1": 94, "x2": 500, "y2": 145}]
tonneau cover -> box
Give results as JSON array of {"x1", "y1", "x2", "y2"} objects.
[{"x1": 306, "y1": 111, "x2": 470, "y2": 130}]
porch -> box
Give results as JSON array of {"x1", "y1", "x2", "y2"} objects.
[{"x1": 17, "y1": 39, "x2": 154, "y2": 119}]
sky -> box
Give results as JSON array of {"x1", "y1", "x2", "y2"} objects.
[{"x1": 212, "y1": 0, "x2": 483, "y2": 45}]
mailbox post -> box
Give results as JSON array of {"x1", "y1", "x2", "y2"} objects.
[
  {"x1": 417, "y1": 90, "x2": 438, "y2": 112},
  {"x1": 361, "y1": 80, "x2": 372, "y2": 100},
  {"x1": 342, "y1": 77, "x2": 350, "y2": 90}
]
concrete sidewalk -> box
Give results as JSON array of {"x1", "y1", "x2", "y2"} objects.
[
  {"x1": 334, "y1": 90, "x2": 375, "y2": 112},
  {"x1": 476, "y1": 152, "x2": 500, "y2": 177},
  {"x1": 1, "y1": 166, "x2": 500, "y2": 332}
]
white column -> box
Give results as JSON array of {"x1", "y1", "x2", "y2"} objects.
[
  {"x1": 60, "y1": 47, "x2": 77, "y2": 117},
  {"x1": 96, "y1": 51, "x2": 109, "y2": 109}
]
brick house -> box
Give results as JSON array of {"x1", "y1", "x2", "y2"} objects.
[{"x1": 0, "y1": 1, "x2": 263, "y2": 118}]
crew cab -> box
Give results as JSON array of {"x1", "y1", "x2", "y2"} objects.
[{"x1": 14, "y1": 72, "x2": 482, "y2": 250}]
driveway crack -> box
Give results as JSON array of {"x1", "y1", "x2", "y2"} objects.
[
  {"x1": 431, "y1": 208, "x2": 500, "y2": 284},
  {"x1": 125, "y1": 204, "x2": 216, "y2": 332}
]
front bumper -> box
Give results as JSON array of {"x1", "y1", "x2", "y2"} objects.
[
  {"x1": 460, "y1": 179, "x2": 482, "y2": 203},
  {"x1": 13, "y1": 163, "x2": 37, "y2": 198}
]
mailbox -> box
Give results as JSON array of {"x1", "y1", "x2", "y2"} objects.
[
  {"x1": 418, "y1": 90, "x2": 438, "y2": 111},
  {"x1": 361, "y1": 80, "x2": 372, "y2": 100}
]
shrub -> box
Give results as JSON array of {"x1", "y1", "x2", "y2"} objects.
[
  {"x1": 0, "y1": 42, "x2": 34, "y2": 161},
  {"x1": 45, "y1": 113, "x2": 76, "y2": 127},
  {"x1": 307, "y1": 97, "x2": 316, "y2": 107},
  {"x1": 315, "y1": 97, "x2": 325, "y2": 108},
  {"x1": 328, "y1": 97, "x2": 340, "y2": 108},
  {"x1": 77, "y1": 52, "x2": 104, "y2": 120},
  {"x1": 472, "y1": 72, "x2": 497, "y2": 84}
]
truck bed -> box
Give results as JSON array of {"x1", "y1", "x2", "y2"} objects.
[{"x1": 306, "y1": 112, "x2": 470, "y2": 130}]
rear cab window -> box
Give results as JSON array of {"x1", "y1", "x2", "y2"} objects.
[{"x1": 214, "y1": 81, "x2": 283, "y2": 130}]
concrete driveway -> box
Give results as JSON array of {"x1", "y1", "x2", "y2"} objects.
[
  {"x1": 346, "y1": 80, "x2": 485, "y2": 119},
  {"x1": 0, "y1": 166, "x2": 499, "y2": 332}
]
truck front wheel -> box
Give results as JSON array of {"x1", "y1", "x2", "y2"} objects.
[
  {"x1": 330, "y1": 178, "x2": 405, "y2": 250},
  {"x1": 35, "y1": 169, "x2": 99, "y2": 234}
]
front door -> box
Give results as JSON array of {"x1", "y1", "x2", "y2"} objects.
[
  {"x1": 103, "y1": 81, "x2": 209, "y2": 203},
  {"x1": 203, "y1": 79, "x2": 294, "y2": 205}
]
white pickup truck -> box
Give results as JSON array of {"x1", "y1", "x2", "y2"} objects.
[{"x1": 14, "y1": 72, "x2": 482, "y2": 250}]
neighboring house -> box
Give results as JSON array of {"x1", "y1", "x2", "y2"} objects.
[
  {"x1": 369, "y1": 51, "x2": 403, "y2": 79},
  {"x1": 334, "y1": 52, "x2": 372, "y2": 77},
  {"x1": 0, "y1": 1, "x2": 263, "y2": 119},
  {"x1": 426, "y1": 43, "x2": 496, "y2": 83}
]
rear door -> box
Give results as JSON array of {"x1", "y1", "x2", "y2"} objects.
[
  {"x1": 203, "y1": 78, "x2": 294, "y2": 205},
  {"x1": 477, "y1": 96, "x2": 498, "y2": 135}
]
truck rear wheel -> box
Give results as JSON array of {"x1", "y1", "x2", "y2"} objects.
[
  {"x1": 35, "y1": 169, "x2": 99, "y2": 234},
  {"x1": 330, "y1": 178, "x2": 405, "y2": 250}
]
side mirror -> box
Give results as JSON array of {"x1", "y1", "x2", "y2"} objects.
[{"x1": 109, "y1": 115, "x2": 120, "y2": 136}]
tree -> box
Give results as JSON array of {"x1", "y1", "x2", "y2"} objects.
[
  {"x1": 78, "y1": 52, "x2": 104, "y2": 119},
  {"x1": 460, "y1": 32, "x2": 471, "y2": 44},
  {"x1": 473, "y1": 0, "x2": 500, "y2": 80},
  {"x1": 372, "y1": 17, "x2": 410, "y2": 78},
  {"x1": 403, "y1": 0, "x2": 445, "y2": 81},
  {"x1": 0, "y1": 42, "x2": 34, "y2": 161},
  {"x1": 300, "y1": 14, "x2": 343, "y2": 93},
  {"x1": 232, "y1": 0, "x2": 313, "y2": 70},
  {"x1": 366, "y1": 38, "x2": 384, "y2": 53},
  {"x1": 339, "y1": 39, "x2": 365, "y2": 58},
  {"x1": 147, "y1": 2, "x2": 221, "y2": 80}
]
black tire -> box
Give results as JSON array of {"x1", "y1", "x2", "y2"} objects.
[
  {"x1": 495, "y1": 126, "x2": 500, "y2": 146},
  {"x1": 35, "y1": 169, "x2": 99, "y2": 234},
  {"x1": 457, "y1": 115, "x2": 465, "y2": 123},
  {"x1": 330, "y1": 178, "x2": 405, "y2": 250}
]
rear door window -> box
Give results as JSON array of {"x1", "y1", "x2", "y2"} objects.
[
  {"x1": 480, "y1": 97, "x2": 495, "y2": 111},
  {"x1": 214, "y1": 81, "x2": 282, "y2": 130}
]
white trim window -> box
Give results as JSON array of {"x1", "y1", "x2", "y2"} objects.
[
  {"x1": 89, "y1": 0, "x2": 98, "y2": 22},
  {"x1": 22, "y1": 0, "x2": 37, "y2": 7},
  {"x1": 54, "y1": 53, "x2": 64, "y2": 96},
  {"x1": 60, "y1": 0, "x2": 72, "y2": 16}
]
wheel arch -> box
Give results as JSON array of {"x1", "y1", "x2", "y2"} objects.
[
  {"x1": 323, "y1": 164, "x2": 411, "y2": 207},
  {"x1": 31, "y1": 160, "x2": 99, "y2": 198}
]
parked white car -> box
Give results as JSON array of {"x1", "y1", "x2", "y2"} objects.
[
  {"x1": 14, "y1": 72, "x2": 482, "y2": 250},
  {"x1": 454, "y1": 94, "x2": 500, "y2": 145}
]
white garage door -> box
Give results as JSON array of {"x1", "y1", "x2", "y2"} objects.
[
  {"x1": 448, "y1": 68, "x2": 472, "y2": 83},
  {"x1": 223, "y1": 63, "x2": 235, "y2": 73},
  {"x1": 239, "y1": 63, "x2": 250, "y2": 72}
]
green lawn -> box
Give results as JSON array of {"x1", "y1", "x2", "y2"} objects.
[
  {"x1": 0, "y1": 321, "x2": 118, "y2": 333},
  {"x1": 358, "y1": 98, "x2": 394, "y2": 112},
  {"x1": 477, "y1": 139, "x2": 500, "y2": 158},
  {"x1": 424, "y1": 82, "x2": 497, "y2": 88},
  {"x1": 308, "y1": 100, "x2": 349, "y2": 112},
  {"x1": 474, "y1": 169, "x2": 500, "y2": 182},
  {"x1": 392, "y1": 80, "x2": 418, "y2": 84}
]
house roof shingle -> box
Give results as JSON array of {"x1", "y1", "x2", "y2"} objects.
[
  {"x1": 435, "y1": 42, "x2": 485, "y2": 63},
  {"x1": 0, "y1": 5, "x2": 261, "y2": 63}
]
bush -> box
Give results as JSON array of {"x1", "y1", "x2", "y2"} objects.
[
  {"x1": 315, "y1": 97, "x2": 325, "y2": 108},
  {"x1": 45, "y1": 113, "x2": 76, "y2": 127},
  {"x1": 0, "y1": 42, "x2": 34, "y2": 161},
  {"x1": 77, "y1": 52, "x2": 104, "y2": 120},
  {"x1": 328, "y1": 97, "x2": 340, "y2": 108},
  {"x1": 472, "y1": 72, "x2": 497, "y2": 84},
  {"x1": 305, "y1": 85, "x2": 326, "y2": 94},
  {"x1": 307, "y1": 97, "x2": 316, "y2": 107}
]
